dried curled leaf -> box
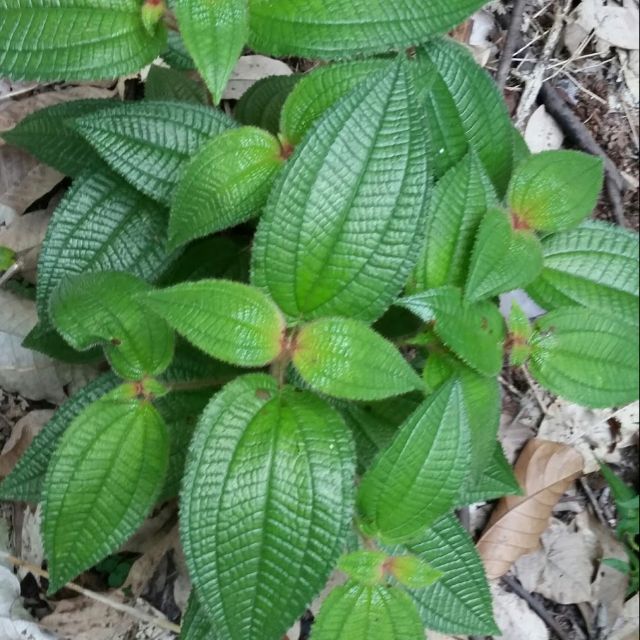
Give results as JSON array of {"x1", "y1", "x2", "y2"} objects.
[{"x1": 476, "y1": 438, "x2": 584, "y2": 580}]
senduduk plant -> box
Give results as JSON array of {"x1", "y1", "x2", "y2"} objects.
[{"x1": 0, "y1": 1, "x2": 638, "y2": 639}]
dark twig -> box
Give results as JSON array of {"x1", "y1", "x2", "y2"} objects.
[
  {"x1": 496, "y1": 0, "x2": 528, "y2": 90},
  {"x1": 502, "y1": 574, "x2": 572, "y2": 640},
  {"x1": 540, "y1": 83, "x2": 627, "y2": 226}
]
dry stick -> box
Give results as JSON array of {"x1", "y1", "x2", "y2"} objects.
[
  {"x1": 0, "y1": 551, "x2": 182, "y2": 635},
  {"x1": 496, "y1": 0, "x2": 528, "y2": 91},
  {"x1": 0, "y1": 260, "x2": 23, "y2": 288},
  {"x1": 502, "y1": 574, "x2": 572, "y2": 640},
  {"x1": 579, "y1": 477, "x2": 609, "y2": 528},
  {"x1": 540, "y1": 83, "x2": 627, "y2": 227}
]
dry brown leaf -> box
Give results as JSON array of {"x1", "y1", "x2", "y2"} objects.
[
  {"x1": 491, "y1": 582, "x2": 550, "y2": 640},
  {"x1": 476, "y1": 438, "x2": 584, "y2": 580},
  {"x1": 0, "y1": 410, "x2": 52, "y2": 477}
]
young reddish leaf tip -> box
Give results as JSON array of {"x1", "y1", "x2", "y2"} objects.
[
  {"x1": 279, "y1": 140, "x2": 295, "y2": 161},
  {"x1": 510, "y1": 211, "x2": 532, "y2": 231},
  {"x1": 141, "y1": 0, "x2": 166, "y2": 35}
]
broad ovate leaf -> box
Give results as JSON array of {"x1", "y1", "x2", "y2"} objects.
[
  {"x1": 169, "y1": 127, "x2": 284, "y2": 248},
  {"x1": 413, "y1": 152, "x2": 497, "y2": 291},
  {"x1": 1, "y1": 99, "x2": 113, "y2": 176},
  {"x1": 181, "y1": 592, "x2": 216, "y2": 640},
  {"x1": 145, "y1": 65, "x2": 208, "y2": 104},
  {"x1": 399, "y1": 287, "x2": 505, "y2": 376},
  {"x1": 280, "y1": 59, "x2": 389, "y2": 146},
  {"x1": 358, "y1": 381, "x2": 471, "y2": 542},
  {"x1": 174, "y1": 0, "x2": 248, "y2": 104},
  {"x1": 403, "y1": 514, "x2": 498, "y2": 635},
  {"x1": 252, "y1": 62, "x2": 430, "y2": 323},
  {"x1": 527, "y1": 221, "x2": 639, "y2": 323},
  {"x1": 141, "y1": 280, "x2": 285, "y2": 367},
  {"x1": 312, "y1": 581, "x2": 425, "y2": 640},
  {"x1": 50, "y1": 272, "x2": 175, "y2": 380},
  {"x1": 293, "y1": 318, "x2": 423, "y2": 401},
  {"x1": 414, "y1": 38, "x2": 513, "y2": 192},
  {"x1": 0, "y1": 0, "x2": 166, "y2": 81},
  {"x1": 507, "y1": 150, "x2": 604, "y2": 232},
  {"x1": 181, "y1": 374, "x2": 355, "y2": 640},
  {"x1": 529, "y1": 308, "x2": 639, "y2": 408},
  {"x1": 248, "y1": 0, "x2": 486, "y2": 59},
  {"x1": 465, "y1": 208, "x2": 543, "y2": 302},
  {"x1": 235, "y1": 74, "x2": 301, "y2": 135},
  {"x1": 0, "y1": 373, "x2": 119, "y2": 503},
  {"x1": 43, "y1": 386, "x2": 169, "y2": 593},
  {"x1": 73, "y1": 101, "x2": 236, "y2": 204}
]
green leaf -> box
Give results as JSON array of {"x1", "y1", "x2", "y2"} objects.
[
  {"x1": 1, "y1": 99, "x2": 114, "y2": 176},
  {"x1": 155, "y1": 390, "x2": 211, "y2": 502},
  {"x1": 181, "y1": 592, "x2": 216, "y2": 640},
  {"x1": 312, "y1": 581, "x2": 425, "y2": 640},
  {"x1": 293, "y1": 318, "x2": 424, "y2": 401},
  {"x1": 412, "y1": 152, "x2": 497, "y2": 291},
  {"x1": 400, "y1": 287, "x2": 505, "y2": 376},
  {"x1": 248, "y1": 0, "x2": 485, "y2": 59},
  {"x1": 529, "y1": 308, "x2": 639, "y2": 407},
  {"x1": 43, "y1": 386, "x2": 169, "y2": 593},
  {"x1": 174, "y1": 0, "x2": 248, "y2": 104},
  {"x1": 414, "y1": 39, "x2": 513, "y2": 192},
  {"x1": 338, "y1": 551, "x2": 388, "y2": 586},
  {"x1": 507, "y1": 150, "x2": 604, "y2": 232},
  {"x1": 527, "y1": 221, "x2": 639, "y2": 323},
  {"x1": 280, "y1": 59, "x2": 389, "y2": 146},
  {"x1": 390, "y1": 555, "x2": 442, "y2": 590},
  {"x1": 0, "y1": 246, "x2": 15, "y2": 271},
  {"x1": 145, "y1": 65, "x2": 208, "y2": 104},
  {"x1": 73, "y1": 101, "x2": 236, "y2": 204},
  {"x1": 403, "y1": 514, "x2": 498, "y2": 635},
  {"x1": 34, "y1": 171, "x2": 173, "y2": 331},
  {"x1": 0, "y1": 373, "x2": 119, "y2": 503},
  {"x1": 465, "y1": 208, "x2": 543, "y2": 302},
  {"x1": 358, "y1": 381, "x2": 471, "y2": 542},
  {"x1": 507, "y1": 301, "x2": 532, "y2": 366},
  {"x1": 0, "y1": 0, "x2": 166, "y2": 81},
  {"x1": 50, "y1": 272, "x2": 175, "y2": 380},
  {"x1": 163, "y1": 30, "x2": 196, "y2": 69},
  {"x1": 458, "y1": 442, "x2": 522, "y2": 505},
  {"x1": 252, "y1": 62, "x2": 430, "y2": 323},
  {"x1": 141, "y1": 279, "x2": 285, "y2": 367},
  {"x1": 235, "y1": 74, "x2": 301, "y2": 135},
  {"x1": 169, "y1": 127, "x2": 284, "y2": 248},
  {"x1": 181, "y1": 374, "x2": 355, "y2": 640}
]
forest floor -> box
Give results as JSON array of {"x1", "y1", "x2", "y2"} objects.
[{"x1": 0, "y1": 1, "x2": 638, "y2": 639}]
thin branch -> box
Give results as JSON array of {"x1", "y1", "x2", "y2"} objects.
[
  {"x1": 0, "y1": 551, "x2": 181, "y2": 635},
  {"x1": 0, "y1": 260, "x2": 23, "y2": 288},
  {"x1": 496, "y1": 0, "x2": 528, "y2": 90},
  {"x1": 579, "y1": 477, "x2": 609, "y2": 528}
]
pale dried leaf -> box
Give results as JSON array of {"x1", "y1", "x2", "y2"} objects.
[
  {"x1": 223, "y1": 55, "x2": 292, "y2": 100},
  {"x1": 538, "y1": 400, "x2": 639, "y2": 474},
  {"x1": 477, "y1": 439, "x2": 584, "y2": 579},
  {"x1": 0, "y1": 290, "x2": 96, "y2": 403},
  {"x1": 0, "y1": 410, "x2": 52, "y2": 477},
  {"x1": 576, "y1": 0, "x2": 640, "y2": 50},
  {"x1": 14, "y1": 505, "x2": 46, "y2": 583},
  {"x1": 525, "y1": 105, "x2": 564, "y2": 153},
  {"x1": 491, "y1": 582, "x2": 549, "y2": 640},
  {"x1": 609, "y1": 594, "x2": 639, "y2": 640},
  {"x1": 620, "y1": 49, "x2": 640, "y2": 102}
]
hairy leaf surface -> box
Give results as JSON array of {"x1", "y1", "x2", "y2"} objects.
[
  {"x1": 181, "y1": 375, "x2": 355, "y2": 640},
  {"x1": 293, "y1": 318, "x2": 423, "y2": 401},
  {"x1": 403, "y1": 514, "x2": 498, "y2": 634},
  {"x1": 413, "y1": 152, "x2": 496, "y2": 291},
  {"x1": 465, "y1": 208, "x2": 543, "y2": 302},
  {"x1": 248, "y1": 0, "x2": 486, "y2": 59},
  {"x1": 73, "y1": 101, "x2": 235, "y2": 203},
  {"x1": 312, "y1": 581, "x2": 425, "y2": 640},
  {"x1": 174, "y1": 0, "x2": 248, "y2": 104},
  {"x1": 529, "y1": 308, "x2": 639, "y2": 407},
  {"x1": 508, "y1": 150, "x2": 604, "y2": 232},
  {"x1": 280, "y1": 59, "x2": 389, "y2": 145},
  {"x1": 414, "y1": 39, "x2": 513, "y2": 191},
  {"x1": 50, "y1": 272, "x2": 175, "y2": 380},
  {"x1": 252, "y1": 62, "x2": 430, "y2": 322},
  {"x1": 142, "y1": 280, "x2": 285, "y2": 367},
  {"x1": 358, "y1": 382, "x2": 470, "y2": 542},
  {"x1": 43, "y1": 387, "x2": 169, "y2": 593},
  {"x1": 1, "y1": 99, "x2": 113, "y2": 176},
  {"x1": 145, "y1": 65, "x2": 208, "y2": 104},
  {"x1": 235, "y1": 74, "x2": 301, "y2": 134},
  {"x1": 400, "y1": 287, "x2": 505, "y2": 376},
  {"x1": 0, "y1": 373, "x2": 119, "y2": 503},
  {"x1": 527, "y1": 222, "x2": 639, "y2": 322},
  {"x1": 0, "y1": 0, "x2": 166, "y2": 80},
  {"x1": 169, "y1": 127, "x2": 284, "y2": 248}
]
